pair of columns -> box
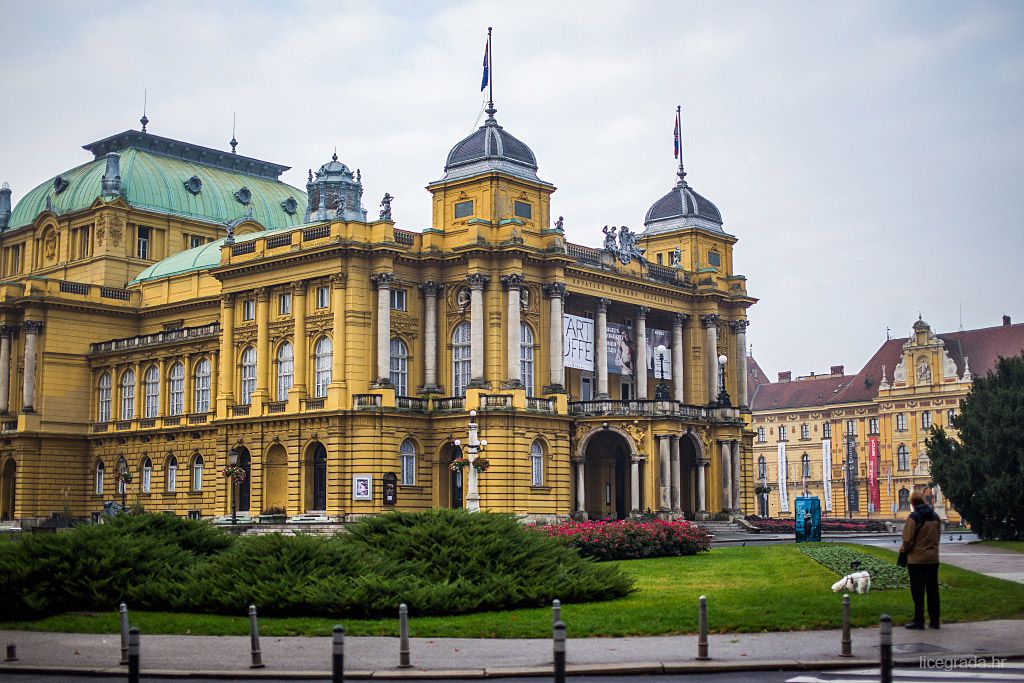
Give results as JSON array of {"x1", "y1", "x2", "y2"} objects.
[
  {"x1": 720, "y1": 439, "x2": 742, "y2": 512},
  {"x1": 699, "y1": 315, "x2": 751, "y2": 408},
  {"x1": 657, "y1": 434, "x2": 707, "y2": 514},
  {"x1": 0, "y1": 321, "x2": 41, "y2": 414},
  {"x1": 572, "y1": 453, "x2": 644, "y2": 515}
]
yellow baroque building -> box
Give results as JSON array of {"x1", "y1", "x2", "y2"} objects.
[
  {"x1": 749, "y1": 316, "x2": 1023, "y2": 522},
  {"x1": 0, "y1": 105, "x2": 756, "y2": 525}
]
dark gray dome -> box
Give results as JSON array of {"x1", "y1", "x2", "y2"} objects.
[
  {"x1": 445, "y1": 119, "x2": 537, "y2": 170},
  {"x1": 645, "y1": 184, "x2": 722, "y2": 225}
]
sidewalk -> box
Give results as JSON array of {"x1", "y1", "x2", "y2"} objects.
[{"x1": 1, "y1": 619, "x2": 1021, "y2": 678}]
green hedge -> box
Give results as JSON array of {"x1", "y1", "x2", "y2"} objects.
[{"x1": 0, "y1": 511, "x2": 633, "y2": 619}]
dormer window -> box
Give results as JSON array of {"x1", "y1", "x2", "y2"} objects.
[
  {"x1": 454, "y1": 200, "x2": 474, "y2": 219},
  {"x1": 513, "y1": 201, "x2": 532, "y2": 219}
]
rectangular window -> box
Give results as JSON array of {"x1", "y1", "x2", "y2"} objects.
[
  {"x1": 581, "y1": 376, "x2": 592, "y2": 402},
  {"x1": 947, "y1": 408, "x2": 956, "y2": 424},
  {"x1": 142, "y1": 466, "x2": 151, "y2": 494},
  {"x1": 707, "y1": 250, "x2": 721, "y2": 267},
  {"x1": 513, "y1": 200, "x2": 532, "y2": 219},
  {"x1": 800, "y1": 424, "x2": 810, "y2": 440},
  {"x1": 316, "y1": 286, "x2": 330, "y2": 309},
  {"x1": 189, "y1": 235, "x2": 206, "y2": 249},
  {"x1": 896, "y1": 413, "x2": 906, "y2": 431},
  {"x1": 169, "y1": 373, "x2": 184, "y2": 416},
  {"x1": 757, "y1": 427, "x2": 766, "y2": 443},
  {"x1": 921, "y1": 411, "x2": 932, "y2": 429},
  {"x1": 778, "y1": 426, "x2": 787, "y2": 442},
  {"x1": 401, "y1": 453, "x2": 416, "y2": 487},
  {"x1": 137, "y1": 226, "x2": 151, "y2": 260},
  {"x1": 390, "y1": 289, "x2": 406, "y2": 311},
  {"x1": 823, "y1": 422, "x2": 832, "y2": 439},
  {"x1": 620, "y1": 380, "x2": 632, "y2": 401},
  {"x1": 454, "y1": 200, "x2": 474, "y2": 218},
  {"x1": 194, "y1": 369, "x2": 211, "y2": 414},
  {"x1": 279, "y1": 292, "x2": 292, "y2": 315},
  {"x1": 73, "y1": 226, "x2": 91, "y2": 259},
  {"x1": 869, "y1": 417, "x2": 879, "y2": 435},
  {"x1": 531, "y1": 452, "x2": 544, "y2": 487},
  {"x1": 242, "y1": 299, "x2": 255, "y2": 321},
  {"x1": 847, "y1": 419, "x2": 856, "y2": 435}
]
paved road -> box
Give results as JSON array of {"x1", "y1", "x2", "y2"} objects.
[{"x1": 939, "y1": 544, "x2": 1024, "y2": 584}]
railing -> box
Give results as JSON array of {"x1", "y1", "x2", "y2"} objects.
[
  {"x1": 59, "y1": 281, "x2": 90, "y2": 295},
  {"x1": 266, "y1": 234, "x2": 292, "y2": 249},
  {"x1": 568, "y1": 399, "x2": 708, "y2": 419},
  {"x1": 433, "y1": 396, "x2": 465, "y2": 412},
  {"x1": 647, "y1": 262, "x2": 681, "y2": 285},
  {"x1": 352, "y1": 394, "x2": 381, "y2": 410},
  {"x1": 92, "y1": 423, "x2": 109, "y2": 433},
  {"x1": 100, "y1": 286, "x2": 132, "y2": 300},
  {"x1": 480, "y1": 394, "x2": 513, "y2": 410},
  {"x1": 304, "y1": 398, "x2": 326, "y2": 410},
  {"x1": 138, "y1": 418, "x2": 156, "y2": 428},
  {"x1": 115, "y1": 420, "x2": 132, "y2": 430},
  {"x1": 396, "y1": 396, "x2": 428, "y2": 411},
  {"x1": 266, "y1": 401, "x2": 287, "y2": 414},
  {"x1": 567, "y1": 242, "x2": 605, "y2": 268},
  {"x1": 188, "y1": 413, "x2": 209, "y2": 424},
  {"x1": 91, "y1": 323, "x2": 220, "y2": 354},
  {"x1": 162, "y1": 416, "x2": 181, "y2": 427},
  {"x1": 231, "y1": 241, "x2": 256, "y2": 256},
  {"x1": 231, "y1": 404, "x2": 250, "y2": 417},
  {"x1": 526, "y1": 396, "x2": 555, "y2": 412},
  {"x1": 393, "y1": 229, "x2": 415, "y2": 245},
  {"x1": 1, "y1": 420, "x2": 17, "y2": 432},
  {"x1": 303, "y1": 225, "x2": 330, "y2": 241}
]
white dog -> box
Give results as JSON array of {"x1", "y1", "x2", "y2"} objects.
[{"x1": 831, "y1": 571, "x2": 872, "y2": 594}]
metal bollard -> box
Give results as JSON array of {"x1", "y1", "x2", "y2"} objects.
[
  {"x1": 552, "y1": 598, "x2": 561, "y2": 626},
  {"x1": 332, "y1": 625, "x2": 345, "y2": 683},
  {"x1": 398, "y1": 603, "x2": 411, "y2": 668},
  {"x1": 696, "y1": 595, "x2": 709, "y2": 660},
  {"x1": 119, "y1": 602, "x2": 129, "y2": 665},
  {"x1": 249, "y1": 604, "x2": 265, "y2": 668},
  {"x1": 840, "y1": 594, "x2": 852, "y2": 657},
  {"x1": 879, "y1": 614, "x2": 893, "y2": 683},
  {"x1": 127, "y1": 627, "x2": 140, "y2": 683},
  {"x1": 553, "y1": 619, "x2": 566, "y2": 683},
  {"x1": 4, "y1": 643, "x2": 16, "y2": 662}
]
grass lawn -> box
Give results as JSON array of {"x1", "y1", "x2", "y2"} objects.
[
  {"x1": 3, "y1": 543, "x2": 1022, "y2": 638},
  {"x1": 980, "y1": 541, "x2": 1024, "y2": 554}
]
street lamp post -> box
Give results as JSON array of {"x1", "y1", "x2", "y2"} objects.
[
  {"x1": 654, "y1": 344, "x2": 670, "y2": 400},
  {"x1": 716, "y1": 354, "x2": 731, "y2": 407},
  {"x1": 464, "y1": 410, "x2": 487, "y2": 513},
  {"x1": 229, "y1": 447, "x2": 239, "y2": 525}
]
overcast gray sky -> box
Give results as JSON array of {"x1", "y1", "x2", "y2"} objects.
[{"x1": 1, "y1": 0, "x2": 1022, "y2": 380}]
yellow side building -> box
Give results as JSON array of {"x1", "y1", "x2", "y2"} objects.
[{"x1": 0, "y1": 104, "x2": 757, "y2": 524}]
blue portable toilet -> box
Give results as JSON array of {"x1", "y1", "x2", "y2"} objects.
[{"x1": 795, "y1": 496, "x2": 821, "y2": 542}]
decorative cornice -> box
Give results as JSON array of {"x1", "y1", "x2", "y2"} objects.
[
  {"x1": 675, "y1": 312, "x2": 691, "y2": 327},
  {"x1": 500, "y1": 273, "x2": 525, "y2": 290},
  {"x1": 636, "y1": 305, "x2": 650, "y2": 318},
  {"x1": 728, "y1": 319, "x2": 750, "y2": 332},
  {"x1": 597, "y1": 297, "x2": 610, "y2": 312},
  {"x1": 370, "y1": 272, "x2": 395, "y2": 289},
  {"x1": 254, "y1": 287, "x2": 270, "y2": 302},
  {"x1": 419, "y1": 280, "x2": 442, "y2": 297},
  {"x1": 291, "y1": 281, "x2": 307, "y2": 296},
  {"x1": 466, "y1": 273, "x2": 490, "y2": 290},
  {"x1": 0, "y1": 325, "x2": 18, "y2": 338},
  {"x1": 330, "y1": 272, "x2": 348, "y2": 288},
  {"x1": 700, "y1": 313, "x2": 719, "y2": 328},
  {"x1": 542, "y1": 282, "x2": 567, "y2": 298},
  {"x1": 220, "y1": 293, "x2": 236, "y2": 306},
  {"x1": 23, "y1": 320, "x2": 44, "y2": 334}
]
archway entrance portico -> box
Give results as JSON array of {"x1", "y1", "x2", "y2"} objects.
[{"x1": 576, "y1": 428, "x2": 640, "y2": 520}]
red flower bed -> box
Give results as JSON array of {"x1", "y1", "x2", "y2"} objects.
[
  {"x1": 745, "y1": 516, "x2": 887, "y2": 533},
  {"x1": 534, "y1": 519, "x2": 712, "y2": 561}
]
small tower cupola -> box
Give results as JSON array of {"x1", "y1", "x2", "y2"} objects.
[{"x1": 304, "y1": 151, "x2": 367, "y2": 222}]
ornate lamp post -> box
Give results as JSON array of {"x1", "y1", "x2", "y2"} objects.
[
  {"x1": 654, "y1": 344, "x2": 671, "y2": 400},
  {"x1": 716, "y1": 354, "x2": 731, "y2": 407},
  {"x1": 454, "y1": 410, "x2": 489, "y2": 513},
  {"x1": 116, "y1": 466, "x2": 132, "y2": 511},
  {"x1": 227, "y1": 447, "x2": 240, "y2": 525}
]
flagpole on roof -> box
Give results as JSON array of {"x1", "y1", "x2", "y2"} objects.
[
  {"x1": 487, "y1": 27, "x2": 495, "y2": 115},
  {"x1": 675, "y1": 105, "x2": 686, "y2": 186}
]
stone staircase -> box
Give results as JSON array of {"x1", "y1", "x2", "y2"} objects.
[{"x1": 697, "y1": 519, "x2": 755, "y2": 542}]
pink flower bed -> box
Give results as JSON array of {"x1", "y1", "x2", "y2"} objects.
[
  {"x1": 533, "y1": 519, "x2": 712, "y2": 561},
  {"x1": 745, "y1": 516, "x2": 887, "y2": 533}
]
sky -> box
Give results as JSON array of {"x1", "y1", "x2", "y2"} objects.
[{"x1": 1, "y1": 0, "x2": 1022, "y2": 380}]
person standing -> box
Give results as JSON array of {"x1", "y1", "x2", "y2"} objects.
[{"x1": 900, "y1": 490, "x2": 941, "y2": 629}]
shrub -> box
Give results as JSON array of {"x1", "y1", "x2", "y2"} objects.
[{"x1": 535, "y1": 519, "x2": 711, "y2": 561}]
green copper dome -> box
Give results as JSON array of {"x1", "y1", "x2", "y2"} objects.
[{"x1": 6, "y1": 131, "x2": 307, "y2": 232}]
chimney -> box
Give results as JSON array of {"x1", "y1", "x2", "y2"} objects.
[
  {"x1": 1004, "y1": 315, "x2": 1012, "y2": 326},
  {"x1": 778, "y1": 371, "x2": 791, "y2": 383},
  {"x1": 101, "y1": 153, "x2": 122, "y2": 196},
  {"x1": 831, "y1": 365, "x2": 844, "y2": 376},
  {"x1": 0, "y1": 182, "x2": 10, "y2": 230}
]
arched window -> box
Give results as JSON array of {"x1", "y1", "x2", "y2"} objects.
[
  {"x1": 897, "y1": 444, "x2": 909, "y2": 471},
  {"x1": 166, "y1": 455, "x2": 178, "y2": 492},
  {"x1": 276, "y1": 342, "x2": 294, "y2": 401},
  {"x1": 120, "y1": 369, "x2": 135, "y2": 420},
  {"x1": 757, "y1": 455, "x2": 766, "y2": 479},
  {"x1": 390, "y1": 338, "x2": 408, "y2": 397},
  {"x1": 193, "y1": 358, "x2": 211, "y2": 413},
  {"x1": 400, "y1": 438, "x2": 416, "y2": 486},
  {"x1": 530, "y1": 439, "x2": 544, "y2": 487},
  {"x1": 191, "y1": 454, "x2": 204, "y2": 492},
  {"x1": 116, "y1": 457, "x2": 128, "y2": 495},
  {"x1": 143, "y1": 366, "x2": 160, "y2": 418},
  {"x1": 98, "y1": 372, "x2": 113, "y2": 422},
  {"x1": 94, "y1": 460, "x2": 105, "y2": 494},
  {"x1": 314, "y1": 337, "x2": 332, "y2": 398},
  {"x1": 240, "y1": 347, "x2": 257, "y2": 404},
  {"x1": 898, "y1": 487, "x2": 911, "y2": 511},
  {"x1": 168, "y1": 362, "x2": 185, "y2": 416},
  {"x1": 520, "y1": 323, "x2": 535, "y2": 396},
  {"x1": 141, "y1": 457, "x2": 152, "y2": 493},
  {"x1": 452, "y1": 322, "x2": 471, "y2": 397},
  {"x1": 801, "y1": 454, "x2": 811, "y2": 478}
]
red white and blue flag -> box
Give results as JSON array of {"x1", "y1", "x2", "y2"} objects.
[
  {"x1": 673, "y1": 109, "x2": 682, "y2": 159},
  {"x1": 481, "y1": 36, "x2": 490, "y2": 91}
]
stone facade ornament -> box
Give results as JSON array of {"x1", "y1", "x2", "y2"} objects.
[
  {"x1": 893, "y1": 358, "x2": 907, "y2": 384},
  {"x1": 466, "y1": 273, "x2": 489, "y2": 290},
  {"x1": 879, "y1": 365, "x2": 890, "y2": 390},
  {"x1": 601, "y1": 225, "x2": 645, "y2": 264},
  {"x1": 670, "y1": 246, "x2": 682, "y2": 266},
  {"x1": 553, "y1": 216, "x2": 564, "y2": 232},
  {"x1": 379, "y1": 193, "x2": 394, "y2": 221},
  {"x1": 500, "y1": 273, "x2": 524, "y2": 290},
  {"x1": 418, "y1": 281, "x2": 441, "y2": 297},
  {"x1": 542, "y1": 282, "x2": 567, "y2": 298},
  {"x1": 370, "y1": 272, "x2": 395, "y2": 289},
  {"x1": 916, "y1": 358, "x2": 931, "y2": 384},
  {"x1": 962, "y1": 356, "x2": 972, "y2": 382},
  {"x1": 700, "y1": 313, "x2": 719, "y2": 328},
  {"x1": 943, "y1": 349, "x2": 957, "y2": 380}
]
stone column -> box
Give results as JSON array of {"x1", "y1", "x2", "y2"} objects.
[
  {"x1": 290, "y1": 283, "x2": 307, "y2": 397},
  {"x1": 721, "y1": 440, "x2": 733, "y2": 511},
  {"x1": 0, "y1": 326, "x2": 13, "y2": 415},
  {"x1": 501, "y1": 274, "x2": 524, "y2": 388},
  {"x1": 419, "y1": 281, "x2": 442, "y2": 393},
  {"x1": 731, "y1": 439, "x2": 742, "y2": 513},
  {"x1": 697, "y1": 459, "x2": 707, "y2": 515},
  {"x1": 658, "y1": 435, "x2": 671, "y2": 511},
  {"x1": 701, "y1": 314, "x2": 720, "y2": 404},
  {"x1": 371, "y1": 272, "x2": 395, "y2": 386},
  {"x1": 467, "y1": 273, "x2": 489, "y2": 387},
  {"x1": 731, "y1": 320, "x2": 750, "y2": 408},
  {"x1": 630, "y1": 456, "x2": 641, "y2": 514},
  {"x1": 635, "y1": 307, "x2": 649, "y2": 399},
  {"x1": 670, "y1": 434, "x2": 682, "y2": 513},
  {"x1": 218, "y1": 294, "x2": 235, "y2": 405},
  {"x1": 543, "y1": 283, "x2": 567, "y2": 392},
  {"x1": 253, "y1": 287, "x2": 271, "y2": 403},
  {"x1": 595, "y1": 298, "x2": 610, "y2": 398},
  {"x1": 21, "y1": 320, "x2": 42, "y2": 412},
  {"x1": 574, "y1": 458, "x2": 586, "y2": 515},
  {"x1": 673, "y1": 314, "x2": 687, "y2": 402},
  {"x1": 330, "y1": 273, "x2": 347, "y2": 390}
]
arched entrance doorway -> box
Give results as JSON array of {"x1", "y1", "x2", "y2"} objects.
[
  {"x1": 436, "y1": 442, "x2": 464, "y2": 509},
  {"x1": 263, "y1": 444, "x2": 288, "y2": 513},
  {"x1": 580, "y1": 430, "x2": 634, "y2": 520},
  {"x1": 1, "y1": 459, "x2": 15, "y2": 520},
  {"x1": 679, "y1": 433, "x2": 702, "y2": 518},
  {"x1": 305, "y1": 442, "x2": 327, "y2": 511},
  {"x1": 235, "y1": 447, "x2": 252, "y2": 513}
]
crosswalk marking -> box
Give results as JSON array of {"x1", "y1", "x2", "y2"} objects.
[{"x1": 787, "y1": 666, "x2": 1024, "y2": 683}]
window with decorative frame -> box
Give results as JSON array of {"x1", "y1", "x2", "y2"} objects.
[
  {"x1": 947, "y1": 408, "x2": 956, "y2": 424},
  {"x1": 276, "y1": 342, "x2": 294, "y2": 401},
  {"x1": 390, "y1": 289, "x2": 407, "y2": 311},
  {"x1": 314, "y1": 337, "x2": 332, "y2": 398},
  {"x1": 242, "y1": 299, "x2": 255, "y2": 321},
  {"x1": 390, "y1": 338, "x2": 408, "y2": 396},
  {"x1": 143, "y1": 366, "x2": 160, "y2": 418},
  {"x1": 120, "y1": 370, "x2": 135, "y2": 420},
  {"x1": 316, "y1": 286, "x2": 330, "y2": 309},
  {"x1": 898, "y1": 487, "x2": 911, "y2": 511},
  {"x1": 896, "y1": 412, "x2": 907, "y2": 431},
  {"x1": 94, "y1": 461, "x2": 105, "y2": 494},
  {"x1": 921, "y1": 411, "x2": 932, "y2": 429},
  {"x1": 801, "y1": 453, "x2": 811, "y2": 478},
  {"x1": 240, "y1": 347, "x2": 257, "y2": 404},
  {"x1": 191, "y1": 454, "x2": 204, "y2": 492},
  {"x1": 193, "y1": 359, "x2": 211, "y2": 413},
  {"x1": 846, "y1": 419, "x2": 856, "y2": 435},
  {"x1": 800, "y1": 423, "x2": 810, "y2": 440},
  {"x1": 452, "y1": 322, "x2": 471, "y2": 397},
  {"x1": 400, "y1": 438, "x2": 416, "y2": 486},
  {"x1": 823, "y1": 422, "x2": 832, "y2": 439},
  {"x1": 141, "y1": 457, "x2": 152, "y2": 493},
  {"x1": 520, "y1": 323, "x2": 535, "y2": 396},
  {"x1": 757, "y1": 427, "x2": 766, "y2": 443},
  {"x1": 897, "y1": 444, "x2": 909, "y2": 471},
  {"x1": 869, "y1": 417, "x2": 879, "y2": 435},
  {"x1": 757, "y1": 455, "x2": 766, "y2": 478},
  {"x1": 166, "y1": 456, "x2": 178, "y2": 492},
  {"x1": 98, "y1": 372, "x2": 112, "y2": 422},
  {"x1": 279, "y1": 292, "x2": 292, "y2": 315},
  {"x1": 530, "y1": 439, "x2": 545, "y2": 486},
  {"x1": 168, "y1": 362, "x2": 185, "y2": 416},
  {"x1": 778, "y1": 425, "x2": 787, "y2": 442}
]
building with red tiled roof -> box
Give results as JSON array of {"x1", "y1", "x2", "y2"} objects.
[{"x1": 749, "y1": 315, "x2": 1023, "y2": 521}]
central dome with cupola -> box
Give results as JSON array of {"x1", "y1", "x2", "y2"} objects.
[
  {"x1": 438, "y1": 106, "x2": 546, "y2": 184},
  {"x1": 643, "y1": 137, "x2": 725, "y2": 235}
]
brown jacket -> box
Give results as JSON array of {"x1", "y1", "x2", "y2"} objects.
[{"x1": 900, "y1": 503, "x2": 941, "y2": 565}]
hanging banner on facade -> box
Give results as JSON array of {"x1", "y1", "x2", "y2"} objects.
[
  {"x1": 845, "y1": 436, "x2": 859, "y2": 514},
  {"x1": 777, "y1": 442, "x2": 789, "y2": 513},
  {"x1": 607, "y1": 322, "x2": 635, "y2": 376},
  {"x1": 646, "y1": 328, "x2": 673, "y2": 378},
  {"x1": 563, "y1": 314, "x2": 594, "y2": 371},
  {"x1": 868, "y1": 436, "x2": 881, "y2": 513},
  {"x1": 821, "y1": 438, "x2": 833, "y2": 512}
]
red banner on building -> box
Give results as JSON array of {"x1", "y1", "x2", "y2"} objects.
[{"x1": 868, "y1": 436, "x2": 881, "y2": 512}]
